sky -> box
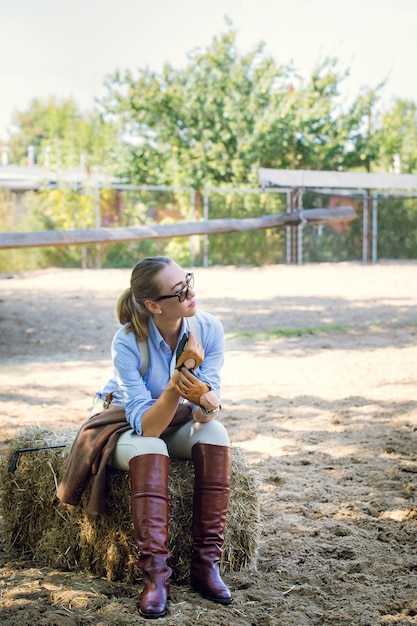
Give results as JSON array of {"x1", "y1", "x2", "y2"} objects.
[{"x1": 1, "y1": 0, "x2": 416, "y2": 143}]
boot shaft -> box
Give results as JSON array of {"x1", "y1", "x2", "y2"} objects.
[
  {"x1": 129, "y1": 453, "x2": 171, "y2": 561},
  {"x1": 191, "y1": 443, "x2": 231, "y2": 546},
  {"x1": 192, "y1": 443, "x2": 232, "y2": 489},
  {"x1": 129, "y1": 453, "x2": 172, "y2": 618},
  {"x1": 190, "y1": 443, "x2": 233, "y2": 605}
]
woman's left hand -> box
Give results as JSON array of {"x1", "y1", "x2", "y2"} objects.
[
  {"x1": 174, "y1": 368, "x2": 210, "y2": 405},
  {"x1": 199, "y1": 389, "x2": 220, "y2": 412},
  {"x1": 194, "y1": 390, "x2": 221, "y2": 423}
]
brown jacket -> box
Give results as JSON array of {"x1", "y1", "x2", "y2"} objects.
[
  {"x1": 56, "y1": 403, "x2": 192, "y2": 515},
  {"x1": 56, "y1": 407, "x2": 131, "y2": 515}
]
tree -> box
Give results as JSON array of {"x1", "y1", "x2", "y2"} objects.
[
  {"x1": 7, "y1": 96, "x2": 121, "y2": 170},
  {"x1": 101, "y1": 27, "x2": 388, "y2": 190},
  {"x1": 97, "y1": 26, "x2": 391, "y2": 265},
  {"x1": 100, "y1": 30, "x2": 287, "y2": 188}
]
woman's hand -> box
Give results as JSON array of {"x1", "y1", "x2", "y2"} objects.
[
  {"x1": 194, "y1": 390, "x2": 221, "y2": 423},
  {"x1": 173, "y1": 368, "x2": 210, "y2": 405},
  {"x1": 199, "y1": 389, "x2": 220, "y2": 412}
]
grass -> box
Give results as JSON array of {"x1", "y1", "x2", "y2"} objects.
[
  {"x1": 227, "y1": 324, "x2": 351, "y2": 340},
  {"x1": 227, "y1": 319, "x2": 417, "y2": 341}
]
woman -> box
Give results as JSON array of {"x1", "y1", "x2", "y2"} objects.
[{"x1": 58, "y1": 256, "x2": 232, "y2": 619}]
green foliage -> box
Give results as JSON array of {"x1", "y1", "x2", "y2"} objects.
[
  {"x1": 297, "y1": 191, "x2": 364, "y2": 262},
  {"x1": 19, "y1": 189, "x2": 96, "y2": 267},
  {"x1": 202, "y1": 189, "x2": 287, "y2": 265},
  {"x1": 28, "y1": 188, "x2": 95, "y2": 230},
  {"x1": 101, "y1": 241, "x2": 157, "y2": 268},
  {"x1": 7, "y1": 96, "x2": 120, "y2": 170},
  {"x1": 375, "y1": 197, "x2": 417, "y2": 259},
  {"x1": 101, "y1": 29, "x2": 386, "y2": 187},
  {"x1": 101, "y1": 238, "x2": 190, "y2": 269},
  {"x1": 0, "y1": 189, "x2": 47, "y2": 273},
  {"x1": 378, "y1": 99, "x2": 417, "y2": 173}
]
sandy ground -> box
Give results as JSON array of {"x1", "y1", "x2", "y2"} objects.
[{"x1": 1, "y1": 261, "x2": 417, "y2": 626}]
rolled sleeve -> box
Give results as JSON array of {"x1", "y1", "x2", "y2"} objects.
[
  {"x1": 193, "y1": 312, "x2": 224, "y2": 399},
  {"x1": 111, "y1": 328, "x2": 154, "y2": 434}
]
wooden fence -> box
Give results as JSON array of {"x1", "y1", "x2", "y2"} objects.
[{"x1": 0, "y1": 206, "x2": 355, "y2": 250}]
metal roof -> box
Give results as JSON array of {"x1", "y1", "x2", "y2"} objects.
[
  {"x1": 258, "y1": 168, "x2": 417, "y2": 191},
  {"x1": 0, "y1": 165, "x2": 117, "y2": 190}
]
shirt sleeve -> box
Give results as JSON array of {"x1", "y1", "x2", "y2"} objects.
[
  {"x1": 111, "y1": 327, "x2": 155, "y2": 435},
  {"x1": 194, "y1": 312, "x2": 224, "y2": 399}
]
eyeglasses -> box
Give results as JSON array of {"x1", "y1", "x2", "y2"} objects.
[{"x1": 153, "y1": 273, "x2": 194, "y2": 303}]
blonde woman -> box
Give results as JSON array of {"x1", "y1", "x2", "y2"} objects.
[{"x1": 58, "y1": 256, "x2": 232, "y2": 619}]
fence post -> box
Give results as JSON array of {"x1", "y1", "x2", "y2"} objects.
[
  {"x1": 203, "y1": 189, "x2": 209, "y2": 268},
  {"x1": 95, "y1": 184, "x2": 102, "y2": 269},
  {"x1": 189, "y1": 187, "x2": 196, "y2": 267},
  {"x1": 371, "y1": 192, "x2": 378, "y2": 264},
  {"x1": 286, "y1": 190, "x2": 292, "y2": 264},
  {"x1": 297, "y1": 188, "x2": 304, "y2": 265},
  {"x1": 362, "y1": 192, "x2": 369, "y2": 264}
]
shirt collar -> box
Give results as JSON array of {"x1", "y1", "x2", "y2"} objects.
[{"x1": 148, "y1": 317, "x2": 189, "y2": 351}]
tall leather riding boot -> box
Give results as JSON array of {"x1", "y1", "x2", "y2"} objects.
[
  {"x1": 129, "y1": 454, "x2": 172, "y2": 619},
  {"x1": 189, "y1": 443, "x2": 233, "y2": 605}
]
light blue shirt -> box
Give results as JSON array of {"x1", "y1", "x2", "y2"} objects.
[{"x1": 97, "y1": 312, "x2": 224, "y2": 435}]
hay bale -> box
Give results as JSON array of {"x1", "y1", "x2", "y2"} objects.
[{"x1": 0, "y1": 427, "x2": 261, "y2": 583}]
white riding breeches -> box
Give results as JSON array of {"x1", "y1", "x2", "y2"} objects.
[{"x1": 110, "y1": 418, "x2": 230, "y2": 472}]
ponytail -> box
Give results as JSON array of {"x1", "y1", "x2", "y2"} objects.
[
  {"x1": 116, "y1": 288, "x2": 150, "y2": 341},
  {"x1": 116, "y1": 256, "x2": 172, "y2": 342}
]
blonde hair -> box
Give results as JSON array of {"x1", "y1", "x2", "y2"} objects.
[{"x1": 116, "y1": 256, "x2": 172, "y2": 341}]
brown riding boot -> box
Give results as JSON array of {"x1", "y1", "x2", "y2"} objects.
[
  {"x1": 189, "y1": 443, "x2": 233, "y2": 605},
  {"x1": 129, "y1": 454, "x2": 172, "y2": 619}
]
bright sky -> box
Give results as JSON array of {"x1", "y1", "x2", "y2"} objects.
[{"x1": 1, "y1": 0, "x2": 416, "y2": 142}]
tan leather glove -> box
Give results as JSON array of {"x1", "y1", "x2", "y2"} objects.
[
  {"x1": 175, "y1": 331, "x2": 205, "y2": 371},
  {"x1": 174, "y1": 367, "x2": 211, "y2": 405}
]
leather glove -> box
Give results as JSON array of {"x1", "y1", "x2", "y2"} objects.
[
  {"x1": 174, "y1": 367, "x2": 211, "y2": 405},
  {"x1": 175, "y1": 331, "x2": 205, "y2": 372}
]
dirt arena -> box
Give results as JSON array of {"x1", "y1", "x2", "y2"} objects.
[{"x1": 1, "y1": 261, "x2": 417, "y2": 625}]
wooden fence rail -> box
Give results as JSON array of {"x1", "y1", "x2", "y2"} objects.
[{"x1": 0, "y1": 206, "x2": 355, "y2": 250}]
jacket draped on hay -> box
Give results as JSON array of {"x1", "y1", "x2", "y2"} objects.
[
  {"x1": 56, "y1": 407, "x2": 131, "y2": 515},
  {"x1": 56, "y1": 404, "x2": 192, "y2": 515}
]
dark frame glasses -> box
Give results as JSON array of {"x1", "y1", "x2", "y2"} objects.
[{"x1": 153, "y1": 273, "x2": 194, "y2": 303}]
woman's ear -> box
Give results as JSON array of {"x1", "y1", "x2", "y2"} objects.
[{"x1": 144, "y1": 299, "x2": 161, "y2": 315}]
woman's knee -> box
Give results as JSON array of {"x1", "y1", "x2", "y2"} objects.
[
  {"x1": 192, "y1": 420, "x2": 230, "y2": 446},
  {"x1": 110, "y1": 431, "x2": 169, "y2": 470}
]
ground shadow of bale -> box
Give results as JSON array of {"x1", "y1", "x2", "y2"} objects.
[{"x1": 0, "y1": 427, "x2": 261, "y2": 583}]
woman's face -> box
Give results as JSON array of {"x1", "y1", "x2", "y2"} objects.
[{"x1": 152, "y1": 262, "x2": 197, "y2": 318}]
